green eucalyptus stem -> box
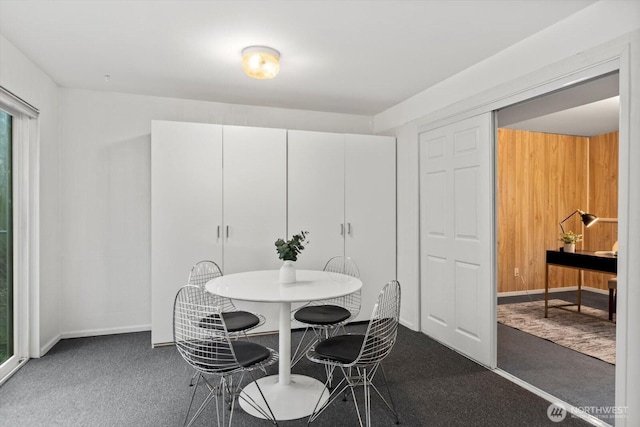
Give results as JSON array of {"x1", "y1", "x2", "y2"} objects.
[{"x1": 275, "y1": 231, "x2": 310, "y2": 262}]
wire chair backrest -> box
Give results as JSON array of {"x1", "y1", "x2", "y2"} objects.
[
  {"x1": 354, "y1": 280, "x2": 401, "y2": 366},
  {"x1": 323, "y1": 256, "x2": 360, "y2": 278},
  {"x1": 314, "y1": 256, "x2": 361, "y2": 316},
  {"x1": 188, "y1": 260, "x2": 236, "y2": 312},
  {"x1": 173, "y1": 285, "x2": 241, "y2": 374},
  {"x1": 188, "y1": 260, "x2": 223, "y2": 287}
]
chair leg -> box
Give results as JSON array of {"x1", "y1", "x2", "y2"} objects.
[
  {"x1": 350, "y1": 368, "x2": 365, "y2": 427},
  {"x1": 377, "y1": 365, "x2": 400, "y2": 424},
  {"x1": 236, "y1": 371, "x2": 278, "y2": 425},
  {"x1": 609, "y1": 288, "x2": 615, "y2": 321},
  {"x1": 358, "y1": 365, "x2": 399, "y2": 426},
  {"x1": 307, "y1": 360, "x2": 401, "y2": 427},
  {"x1": 220, "y1": 376, "x2": 237, "y2": 427},
  {"x1": 183, "y1": 373, "x2": 201, "y2": 426},
  {"x1": 184, "y1": 376, "x2": 220, "y2": 427},
  {"x1": 291, "y1": 326, "x2": 313, "y2": 367},
  {"x1": 307, "y1": 369, "x2": 349, "y2": 425},
  {"x1": 189, "y1": 370, "x2": 198, "y2": 386},
  {"x1": 292, "y1": 326, "x2": 330, "y2": 368},
  {"x1": 343, "y1": 366, "x2": 351, "y2": 401},
  {"x1": 364, "y1": 368, "x2": 371, "y2": 427}
]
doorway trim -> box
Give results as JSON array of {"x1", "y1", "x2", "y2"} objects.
[
  {"x1": 0, "y1": 87, "x2": 40, "y2": 385},
  {"x1": 416, "y1": 35, "x2": 635, "y2": 424}
]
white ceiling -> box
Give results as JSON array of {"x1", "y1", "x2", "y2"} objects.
[
  {"x1": 504, "y1": 97, "x2": 619, "y2": 137},
  {"x1": 499, "y1": 73, "x2": 620, "y2": 136},
  {"x1": 0, "y1": 0, "x2": 598, "y2": 116}
]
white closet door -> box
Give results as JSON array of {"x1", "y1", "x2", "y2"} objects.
[
  {"x1": 345, "y1": 134, "x2": 396, "y2": 321},
  {"x1": 223, "y1": 126, "x2": 286, "y2": 333},
  {"x1": 222, "y1": 125, "x2": 287, "y2": 273},
  {"x1": 151, "y1": 121, "x2": 223, "y2": 345},
  {"x1": 419, "y1": 113, "x2": 495, "y2": 368},
  {"x1": 288, "y1": 130, "x2": 345, "y2": 270}
]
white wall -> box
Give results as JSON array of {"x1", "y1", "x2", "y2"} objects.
[
  {"x1": 0, "y1": 34, "x2": 61, "y2": 357},
  {"x1": 58, "y1": 88, "x2": 373, "y2": 337}
]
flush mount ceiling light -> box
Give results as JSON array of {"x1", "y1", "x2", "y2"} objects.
[{"x1": 241, "y1": 46, "x2": 280, "y2": 80}]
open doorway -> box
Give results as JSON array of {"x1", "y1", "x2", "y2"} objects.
[{"x1": 495, "y1": 72, "x2": 619, "y2": 424}]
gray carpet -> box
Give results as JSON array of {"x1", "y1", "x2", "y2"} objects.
[
  {"x1": 498, "y1": 324, "x2": 615, "y2": 422},
  {"x1": 0, "y1": 325, "x2": 589, "y2": 427}
]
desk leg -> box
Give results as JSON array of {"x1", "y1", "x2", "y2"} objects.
[
  {"x1": 577, "y1": 270, "x2": 583, "y2": 313},
  {"x1": 279, "y1": 301, "x2": 291, "y2": 385},
  {"x1": 609, "y1": 289, "x2": 615, "y2": 321},
  {"x1": 545, "y1": 263, "x2": 549, "y2": 318}
]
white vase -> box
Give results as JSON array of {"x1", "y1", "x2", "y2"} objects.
[
  {"x1": 279, "y1": 260, "x2": 296, "y2": 284},
  {"x1": 564, "y1": 243, "x2": 576, "y2": 253}
]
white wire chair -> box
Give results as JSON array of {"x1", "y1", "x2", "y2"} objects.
[
  {"x1": 173, "y1": 285, "x2": 279, "y2": 427},
  {"x1": 188, "y1": 261, "x2": 266, "y2": 337},
  {"x1": 291, "y1": 256, "x2": 361, "y2": 367},
  {"x1": 306, "y1": 280, "x2": 401, "y2": 427},
  {"x1": 187, "y1": 261, "x2": 266, "y2": 387}
]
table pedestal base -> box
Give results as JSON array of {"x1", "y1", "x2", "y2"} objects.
[{"x1": 239, "y1": 374, "x2": 329, "y2": 421}]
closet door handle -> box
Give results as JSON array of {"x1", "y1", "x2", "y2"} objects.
[
  {"x1": 217, "y1": 225, "x2": 221, "y2": 239},
  {"x1": 226, "y1": 226, "x2": 230, "y2": 238},
  {"x1": 340, "y1": 223, "x2": 345, "y2": 236},
  {"x1": 347, "y1": 223, "x2": 352, "y2": 235}
]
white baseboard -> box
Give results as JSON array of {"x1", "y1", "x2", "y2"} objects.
[
  {"x1": 39, "y1": 334, "x2": 61, "y2": 357},
  {"x1": 493, "y1": 369, "x2": 610, "y2": 427},
  {"x1": 60, "y1": 324, "x2": 151, "y2": 340},
  {"x1": 399, "y1": 317, "x2": 416, "y2": 331}
]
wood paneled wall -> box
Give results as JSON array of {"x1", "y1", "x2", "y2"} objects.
[
  {"x1": 497, "y1": 129, "x2": 618, "y2": 293},
  {"x1": 584, "y1": 131, "x2": 619, "y2": 289}
]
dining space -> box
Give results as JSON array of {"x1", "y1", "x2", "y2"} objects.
[
  {"x1": 173, "y1": 256, "x2": 401, "y2": 426},
  {"x1": 149, "y1": 122, "x2": 401, "y2": 426}
]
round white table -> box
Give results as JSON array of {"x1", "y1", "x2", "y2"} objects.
[{"x1": 206, "y1": 269, "x2": 362, "y2": 421}]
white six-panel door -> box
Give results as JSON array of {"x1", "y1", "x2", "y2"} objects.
[
  {"x1": 151, "y1": 121, "x2": 223, "y2": 345},
  {"x1": 419, "y1": 113, "x2": 495, "y2": 368}
]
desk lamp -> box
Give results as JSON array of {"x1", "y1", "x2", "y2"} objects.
[{"x1": 559, "y1": 209, "x2": 599, "y2": 234}]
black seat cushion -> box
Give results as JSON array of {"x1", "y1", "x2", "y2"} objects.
[
  {"x1": 222, "y1": 311, "x2": 261, "y2": 332},
  {"x1": 231, "y1": 341, "x2": 271, "y2": 367},
  {"x1": 294, "y1": 305, "x2": 351, "y2": 325},
  {"x1": 198, "y1": 311, "x2": 260, "y2": 332},
  {"x1": 314, "y1": 334, "x2": 365, "y2": 364},
  {"x1": 189, "y1": 340, "x2": 270, "y2": 370}
]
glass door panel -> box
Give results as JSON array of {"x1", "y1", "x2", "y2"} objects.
[{"x1": 0, "y1": 109, "x2": 12, "y2": 366}]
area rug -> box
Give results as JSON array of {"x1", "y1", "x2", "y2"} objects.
[{"x1": 498, "y1": 299, "x2": 616, "y2": 364}]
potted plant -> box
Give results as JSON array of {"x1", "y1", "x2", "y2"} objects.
[
  {"x1": 559, "y1": 231, "x2": 582, "y2": 253},
  {"x1": 275, "y1": 231, "x2": 309, "y2": 283}
]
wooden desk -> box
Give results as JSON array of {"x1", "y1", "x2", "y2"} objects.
[{"x1": 545, "y1": 250, "x2": 617, "y2": 317}]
